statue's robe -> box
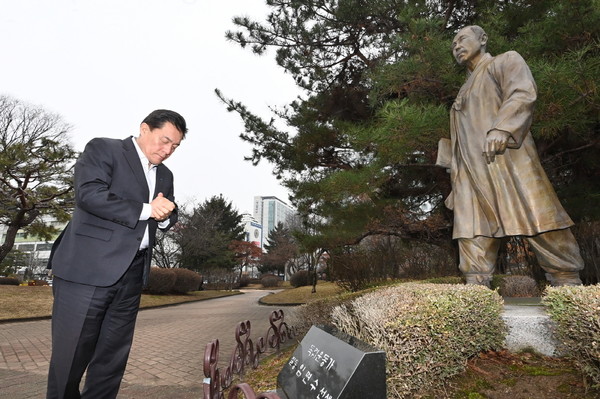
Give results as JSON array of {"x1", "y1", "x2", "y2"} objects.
[{"x1": 447, "y1": 51, "x2": 573, "y2": 239}]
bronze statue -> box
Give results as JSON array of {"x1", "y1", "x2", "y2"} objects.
[{"x1": 439, "y1": 25, "x2": 583, "y2": 286}]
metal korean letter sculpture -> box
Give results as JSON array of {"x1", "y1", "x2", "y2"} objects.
[{"x1": 440, "y1": 25, "x2": 584, "y2": 287}]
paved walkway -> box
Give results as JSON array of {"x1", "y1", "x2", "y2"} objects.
[{"x1": 0, "y1": 290, "x2": 295, "y2": 399}]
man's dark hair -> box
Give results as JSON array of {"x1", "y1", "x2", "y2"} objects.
[{"x1": 142, "y1": 109, "x2": 188, "y2": 138}]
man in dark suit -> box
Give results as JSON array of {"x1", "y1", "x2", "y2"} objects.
[{"x1": 46, "y1": 109, "x2": 187, "y2": 399}]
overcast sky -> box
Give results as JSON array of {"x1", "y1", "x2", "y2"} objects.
[{"x1": 0, "y1": 0, "x2": 300, "y2": 214}]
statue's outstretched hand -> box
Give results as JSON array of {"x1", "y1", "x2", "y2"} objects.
[{"x1": 484, "y1": 129, "x2": 511, "y2": 164}]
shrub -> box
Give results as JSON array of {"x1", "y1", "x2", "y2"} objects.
[
  {"x1": 331, "y1": 283, "x2": 506, "y2": 398},
  {"x1": 492, "y1": 275, "x2": 542, "y2": 297},
  {"x1": 145, "y1": 267, "x2": 176, "y2": 294},
  {"x1": 290, "y1": 270, "x2": 310, "y2": 288},
  {"x1": 239, "y1": 274, "x2": 250, "y2": 288},
  {"x1": 0, "y1": 277, "x2": 19, "y2": 286},
  {"x1": 543, "y1": 285, "x2": 600, "y2": 387},
  {"x1": 260, "y1": 274, "x2": 279, "y2": 288},
  {"x1": 329, "y1": 248, "x2": 388, "y2": 292},
  {"x1": 28, "y1": 279, "x2": 49, "y2": 286},
  {"x1": 171, "y1": 268, "x2": 202, "y2": 294}
]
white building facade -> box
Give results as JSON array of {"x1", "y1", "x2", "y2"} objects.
[
  {"x1": 241, "y1": 213, "x2": 263, "y2": 248},
  {"x1": 252, "y1": 196, "x2": 296, "y2": 248}
]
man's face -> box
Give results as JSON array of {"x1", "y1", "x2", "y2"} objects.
[
  {"x1": 452, "y1": 28, "x2": 485, "y2": 69},
  {"x1": 137, "y1": 122, "x2": 183, "y2": 165}
]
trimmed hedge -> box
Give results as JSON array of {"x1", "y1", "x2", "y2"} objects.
[
  {"x1": 290, "y1": 270, "x2": 310, "y2": 288},
  {"x1": 28, "y1": 279, "x2": 49, "y2": 286},
  {"x1": 543, "y1": 285, "x2": 600, "y2": 387},
  {"x1": 0, "y1": 277, "x2": 20, "y2": 286},
  {"x1": 146, "y1": 267, "x2": 176, "y2": 294},
  {"x1": 171, "y1": 268, "x2": 202, "y2": 294},
  {"x1": 146, "y1": 267, "x2": 203, "y2": 294},
  {"x1": 260, "y1": 274, "x2": 280, "y2": 288},
  {"x1": 331, "y1": 283, "x2": 506, "y2": 398},
  {"x1": 239, "y1": 274, "x2": 250, "y2": 288}
]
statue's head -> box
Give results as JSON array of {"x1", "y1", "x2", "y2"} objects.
[{"x1": 452, "y1": 25, "x2": 488, "y2": 71}]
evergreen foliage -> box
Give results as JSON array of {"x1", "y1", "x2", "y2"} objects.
[
  {"x1": 175, "y1": 195, "x2": 244, "y2": 272},
  {"x1": 0, "y1": 249, "x2": 29, "y2": 276},
  {"x1": 260, "y1": 222, "x2": 298, "y2": 276}
]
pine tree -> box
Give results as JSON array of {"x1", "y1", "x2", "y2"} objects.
[
  {"x1": 260, "y1": 222, "x2": 298, "y2": 276},
  {"x1": 0, "y1": 95, "x2": 76, "y2": 264},
  {"x1": 175, "y1": 195, "x2": 244, "y2": 272}
]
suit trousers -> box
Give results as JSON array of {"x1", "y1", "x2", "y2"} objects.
[
  {"x1": 458, "y1": 228, "x2": 584, "y2": 286},
  {"x1": 47, "y1": 254, "x2": 145, "y2": 399}
]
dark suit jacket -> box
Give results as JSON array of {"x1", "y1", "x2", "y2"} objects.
[{"x1": 50, "y1": 136, "x2": 177, "y2": 287}]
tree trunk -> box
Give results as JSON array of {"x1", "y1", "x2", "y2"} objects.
[{"x1": 0, "y1": 210, "x2": 31, "y2": 264}]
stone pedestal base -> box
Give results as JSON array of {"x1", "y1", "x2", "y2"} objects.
[{"x1": 502, "y1": 298, "x2": 562, "y2": 357}]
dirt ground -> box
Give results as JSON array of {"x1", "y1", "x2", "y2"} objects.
[{"x1": 426, "y1": 350, "x2": 599, "y2": 399}]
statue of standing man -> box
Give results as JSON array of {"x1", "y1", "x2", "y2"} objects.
[{"x1": 441, "y1": 25, "x2": 583, "y2": 286}]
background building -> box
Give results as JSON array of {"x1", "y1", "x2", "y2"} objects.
[
  {"x1": 241, "y1": 213, "x2": 263, "y2": 248},
  {"x1": 0, "y1": 216, "x2": 65, "y2": 279},
  {"x1": 252, "y1": 196, "x2": 295, "y2": 248}
]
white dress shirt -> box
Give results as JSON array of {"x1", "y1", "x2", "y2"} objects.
[{"x1": 132, "y1": 137, "x2": 169, "y2": 249}]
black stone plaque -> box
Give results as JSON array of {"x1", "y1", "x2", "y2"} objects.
[{"x1": 277, "y1": 325, "x2": 386, "y2": 399}]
